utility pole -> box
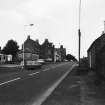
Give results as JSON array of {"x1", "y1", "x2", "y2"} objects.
[
  {"x1": 78, "y1": 29, "x2": 81, "y2": 66},
  {"x1": 104, "y1": 21, "x2": 105, "y2": 33},
  {"x1": 78, "y1": 0, "x2": 81, "y2": 67}
]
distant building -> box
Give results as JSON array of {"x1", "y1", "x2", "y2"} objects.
[
  {"x1": 0, "y1": 47, "x2": 1, "y2": 53},
  {"x1": 60, "y1": 45, "x2": 66, "y2": 61},
  {"x1": 0, "y1": 54, "x2": 12, "y2": 64},
  {"x1": 54, "y1": 48, "x2": 61, "y2": 62},
  {"x1": 0, "y1": 47, "x2": 12, "y2": 64},
  {"x1": 40, "y1": 39, "x2": 54, "y2": 61},
  {"x1": 0, "y1": 54, "x2": 6, "y2": 63},
  {"x1": 18, "y1": 35, "x2": 40, "y2": 61},
  {"x1": 54, "y1": 45, "x2": 66, "y2": 62},
  {"x1": 18, "y1": 36, "x2": 66, "y2": 63}
]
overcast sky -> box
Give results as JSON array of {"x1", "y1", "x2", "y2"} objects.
[{"x1": 0, "y1": 0, "x2": 105, "y2": 59}]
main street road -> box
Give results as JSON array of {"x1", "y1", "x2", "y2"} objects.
[{"x1": 0, "y1": 62, "x2": 77, "y2": 105}]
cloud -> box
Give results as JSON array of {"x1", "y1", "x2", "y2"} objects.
[{"x1": 0, "y1": 0, "x2": 27, "y2": 10}]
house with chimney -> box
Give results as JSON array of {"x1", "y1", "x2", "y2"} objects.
[
  {"x1": 18, "y1": 35, "x2": 40, "y2": 61},
  {"x1": 40, "y1": 39, "x2": 54, "y2": 61}
]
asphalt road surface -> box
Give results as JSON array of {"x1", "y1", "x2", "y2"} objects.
[{"x1": 0, "y1": 62, "x2": 77, "y2": 105}]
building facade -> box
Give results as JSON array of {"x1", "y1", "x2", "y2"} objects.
[
  {"x1": 0, "y1": 47, "x2": 12, "y2": 64},
  {"x1": 40, "y1": 39, "x2": 54, "y2": 61},
  {"x1": 60, "y1": 45, "x2": 66, "y2": 61},
  {"x1": 18, "y1": 36, "x2": 66, "y2": 63},
  {"x1": 88, "y1": 33, "x2": 105, "y2": 69},
  {"x1": 54, "y1": 48, "x2": 61, "y2": 62},
  {"x1": 87, "y1": 32, "x2": 105, "y2": 78},
  {"x1": 18, "y1": 35, "x2": 40, "y2": 61},
  {"x1": 54, "y1": 45, "x2": 66, "y2": 62},
  {"x1": 40, "y1": 39, "x2": 66, "y2": 62}
]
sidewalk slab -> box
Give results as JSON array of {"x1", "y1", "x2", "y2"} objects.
[
  {"x1": 80, "y1": 71, "x2": 105, "y2": 105},
  {"x1": 42, "y1": 67, "x2": 105, "y2": 105}
]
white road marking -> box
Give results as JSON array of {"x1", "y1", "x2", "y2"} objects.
[
  {"x1": 29, "y1": 72, "x2": 40, "y2": 76},
  {"x1": 0, "y1": 77, "x2": 21, "y2": 86},
  {"x1": 32, "y1": 63, "x2": 77, "y2": 105},
  {"x1": 43, "y1": 68, "x2": 50, "y2": 71},
  {"x1": 69, "y1": 84, "x2": 79, "y2": 88},
  {"x1": 42, "y1": 62, "x2": 77, "y2": 72}
]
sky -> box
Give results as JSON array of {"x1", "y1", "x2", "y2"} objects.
[{"x1": 0, "y1": 0, "x2": 105, "y2": 59}]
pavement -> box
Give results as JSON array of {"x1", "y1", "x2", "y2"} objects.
[{"x1": 42, "y1": 66, "x2": 105, "y2": 105}]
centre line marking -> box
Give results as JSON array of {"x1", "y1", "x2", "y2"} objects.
[
  {"x1": 29, "y1": 71, "x2": 40, "y2": 76},
  {"x1": 43, "y1": 68, "x2": 50, "y2": 71},
  {"x1": 0, "y1": 77, "x2": 21, "y2": 86}
]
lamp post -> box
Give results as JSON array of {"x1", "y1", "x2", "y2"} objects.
[
  {"x1": 22, "y1": 24, "x2": 34, "y2": 69},
  {"x1": 78, "y1": 0, "x2": 81, "y2": 67}
]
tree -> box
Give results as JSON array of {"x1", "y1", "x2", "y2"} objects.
[
  {"x1": 2, "y1": 39, "x2": 19, "y2": 59},
  {"x1": 66, "y1": 54, "x2": 77, "y2": 61}
]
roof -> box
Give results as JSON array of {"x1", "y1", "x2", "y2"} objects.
[
  {"x1": 87, "y1": 33, "x2": 105, "y2": 53},
  {"x1": 87, "y1": 38, "x2": 99, "y2": 52}
]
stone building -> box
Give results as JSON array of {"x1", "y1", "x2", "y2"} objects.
[
  {"x1": 87, "y1": 32, "x2": 105, "y2": 78},
  {"x1": 18, "y1": 36, "x2": 66, "y2": 63},
  {"x1": 54, "y1": 45, "x2": 66, "y2": 62},
  {"x1": 40, "y1": 39, "x2": 54, "y2": 61},
  {"x1": 18, "y1": 35, "x2": 40, "y2": 61},
  {"x1": 60, "y1": 45, "x2": 66, "y2": 61},
  {"x1": 88, "y1": 33, "x2": 105, "y2": 69},
  {"x1": 54, "y1": 48, "x2": 61, "y2": 62}
]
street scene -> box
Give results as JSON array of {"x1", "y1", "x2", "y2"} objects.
[{"x1": 1, "y1": 0, "x2": 105, "y2": 105}]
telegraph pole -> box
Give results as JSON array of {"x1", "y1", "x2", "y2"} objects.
[
  {"x1": 78, "y1": 0, "x2": 81, "y2": 67},
  {"x1": 104, "y1": 21, "x2": 105, "y2": 33}
]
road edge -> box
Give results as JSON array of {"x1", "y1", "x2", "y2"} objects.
[{"x1": 31, "y1": 63, "x2": 78, "y2": 105}]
